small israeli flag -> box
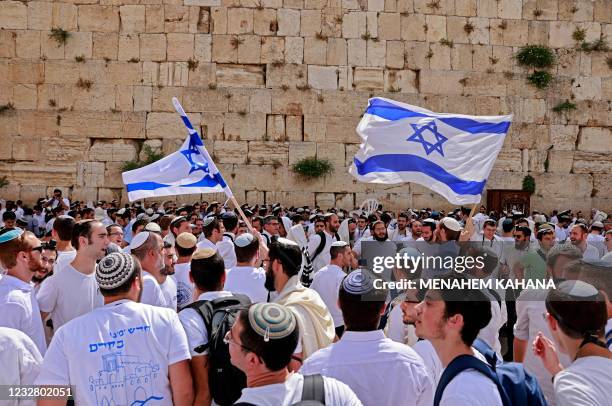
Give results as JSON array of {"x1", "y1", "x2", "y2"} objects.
[
  {"x1": 349, "y1": 98, "x2": 513, "y2": 205},
  {"x1": 122, "y1": 98, "x2": 231, "y2": 202}
]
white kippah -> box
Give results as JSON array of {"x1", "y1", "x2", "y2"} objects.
[
  {"x1": 441, "y1": 217, "x2": 461, "y2": 232},
  {"x1": 331, "y1": 241, "x2": 348, "y2": 248},
  {"x1": 130, "y1": 231, "x2": 150, "y2": 250},
  {"x1": 235, "y1": 233, "x2": 254, "y2": 248},
  {"x1": 144, "y1": 222, "x2": 161, "y2": 233}
]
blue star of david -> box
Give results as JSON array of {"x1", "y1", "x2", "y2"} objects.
[
  {"x1": 180, "y1": 136, "x2": 212, "y2": 176},
  {"x1": 407, "y1": 121, "x2": 448, "y2": 157}
]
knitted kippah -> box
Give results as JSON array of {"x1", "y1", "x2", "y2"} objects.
[
  {"x1": 96, "y1": 252, "x2": 136, "y2": 290},
  {"x1": 176, "y1": 232, "x2": 197, "y2": 249},
  {"x1": 234, "y1": 233, "x2": 254, "y2": 248},
  {"x1": 248, "y1": 302, "x2": 296, "y2": 342},
  {"x1": 342, "y1": 269, "x2": 375, "y2": 295},
  {"x1": 192, "y1": 247, "x2": 217, "y2": 260},
  {"x1": 0, "y1": 229, "x2": 23, "y2": 244}
]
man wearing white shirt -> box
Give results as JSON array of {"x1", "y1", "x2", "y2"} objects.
[
  {"x1": 569, "y1": 223, "x2": 601, "y2": 260},
  {"x1": 46, "y1": 189, "x2": 70, "y2": 211},
  {"x1": 262, "y1": 215, "x2": 280, "y2": 245},
  {"x1": 0, "y1": 327, "x2": 43, "y2": 406},
  {"x1": 174, "y1": 232, "x2": 197, "y2": 309},
  {"x1": 0, "y1": 230, "x2": 47, "y2": 355},
  {"x1": 196, "y1": 216, "x2": 224, "y2": 250},
  {"x1": 307, "y1": 213, "x2": 340, "y2": 272},
  {"x1": 414, "y1": 274, "x2": 503, "y2": 406},
  {"x1": 470, "y1": 219, "x2": 504, "y2": 263},
  {"x1": 36, "y1": 252, "x2": 193, "y2": 406},
  {"x1": 130, "y1": 231, "x2": 169, "y2": 308},
  {"x1": 388, "y1": 213, "x2": 412, "y2": 242},
  {"x1": 218, "y1": 212, "x2": 238, "y2": 269},
  {"x1": 554, "y1": 216, "x2": 570, "y2": 242},
  {"x1": 179, "y1": 248, "x2": 248, "y2": 405},
  {"x1": 160, "y1": 242, "x2": 178, "y2": 311},
  {"x1": 310, "y1": 241, "x2": 352, "y2": 337},
  {"x1": 38, "y1": 220, "x2": 108, "y2": 333},
  {"x1": 50, "y1": 216, "x2": 76, "y2": 273},
  {"x1": 353, "y1": 215, "x2": 370, "y2": 243},
  {"x1": 302, "y1": 269, "x2": 433, "y2": 406},
  {"x1": 224, "y1": 233, "x2": 268, "y2": 303}
]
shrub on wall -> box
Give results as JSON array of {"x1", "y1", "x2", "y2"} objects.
[{"x1": 292, "y1": 157, "x2": 334, "y2": 179}]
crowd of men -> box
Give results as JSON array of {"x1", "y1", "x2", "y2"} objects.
[{"x1": 0, "y1": 191, "x2": 611, "y2": 406}]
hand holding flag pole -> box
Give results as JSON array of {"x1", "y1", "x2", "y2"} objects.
[{"x1": 171, "y1": 97, "x2": 257, "y2": 236}]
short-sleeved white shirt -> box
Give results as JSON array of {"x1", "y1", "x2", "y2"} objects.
[
  {"x1": 52, "y1": 250, "x2": 76, "y2": 274},
  {"x1": 178, "y1": 291, "x2": 233, "y2": 356},
  {"x1": 235, "y1": 372, "x2": 362, "y2": 406},
  {"x1": 224, "y1": 266, "x2": 268, "y2": 303},
  {"x1": 0, "y1": 275, "x2": 47, "y2": 355},
  {"x1": 217, "y1": 234, "x2": 237, "y2": 269},
  {"x1": 309, "y1": 264, "x2": 346, "y2": 327},
  {"x1": 554, "y1": 356, "x2": 612, "y2": 406},
  {"x1": 173, "y1": 262, "x2": 194, "y2": 309},
  {"x1": 160, "y1": 276, "x2": 177, "y2": 311},
  {"x1": 35, "y1": 300, "x2": 191, "y2": 405},
  {"x1": 0, "y1": 326, "x2": 43, "y2": 406},
  {"x1": 140, "y1": 271, "x2": 168, "y2": 308},
  {"x1": 36, "y1": 264, "x2": 104, "y2": 331}
]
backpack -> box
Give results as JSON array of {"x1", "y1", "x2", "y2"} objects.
[
  {"x1": 185, "y1": 294, "x2": 252, "y2": 406},
  {"x1": 311, "y1": 231, "x2": 340, "y2": 261},
  {"x1": 235, "y1": 374, "x2": 326, "y2": 406},
  {"x1": 433, "y1": 338, "x2": 547, "y2": 406}
]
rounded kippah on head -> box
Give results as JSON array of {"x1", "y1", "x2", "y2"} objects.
[
  {"x1": 96, "y1": 252, "x2": 136, "y2": 290},
  {"x1": 331, "y1": 240, "x2": 348, "y2": 248},
  {"x1": 130, "y1": 231, "x2": 150, "y2": 250},
  {"x1": 203, "y1": 216, "x2": 216, "y2": 227},
  {"x1": 176, "y1": 232, "x2": 197, "y2": 249},
  {"x1": 192, "y1": 247, "x2": 217, "y2": 260},
  {"x1": 235, "y1": 232, "x2": 254, "y2": 248},
  {"x1": 441, "y1": 217, "x2": 461, "y2": 232},
  {"x1": 342, "y1": 269, "x2": 375, "y2": 295},
  {"x1": 0, "y1": 228, "x2": 23, "y2": 244},
  {"x1": 144, "y1": 222, "x2": 162, "y2": 233},
  {"x1": 248, "y1": 302, "x2": 296, "y2": 342}
]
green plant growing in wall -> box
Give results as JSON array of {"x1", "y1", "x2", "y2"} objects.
[
  {"x1": 572, "y1": 27, "x2": 586, "y2": 42},
  {"x1": 580, "y1": 37, "x2": 609, "y2": 53},
  {"x1": 527, "y1": 71, "x2": 552, "y2": 89},
  {"x1": 49, "y1": 28, "x2": 70, "y2": 46},
  {"x1": 516, "y1": 45, "x2": 555, "y2": 68},
  {"x1": 0, "y1": 176, "x2": 9, "y2": 189},
  {"x1": 292, "y1": 157, "x2": 334, "y2": 179},
  {"x1": 522, "y1": 175, "x2": 535, "y2": 193},
  {"x1": 121, "y1": 145, "x2": 165, "y2": 172},
  {"x1": 0, "y1": 103, "x2": 15, "y2": 115},
  {"x1": 552, "y1": 100, "x2": 577, "y2": 113}
]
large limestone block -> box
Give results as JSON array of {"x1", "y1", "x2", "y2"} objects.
[
  {"x1": 308, "y1": 65, "x2": 337, "y2": 90},
  {"x1": 377, "y1": 13, "x2": 400, "y2": 40},
  {"x1": 146, "y1": 111, "x2": 201, "y2": 139},
  {"x1": 227, "y1": 8, "x2": 254, "y2": 34},
  {"x1": 224, "y1": 113, "x2": 267, "y2": 140},
  {"x1": 88, "y1": 140, "x2": 138, "y2": 162},
  {"x1": 342, "y1": 11, "x2": 366, "y2": 39},
  {"x1": 9, "y1": 61, "x2": 44, "y2": 84},
  {"x1": 316, "y1": 141, "x2": 345, "y2": 167},
  {"x1": 217, "y1": 64, "x2": 265, "y2": 88},
  {"x1": 353, "y1": 67, "x2": 384, "y2": 90},
  {"x1": 577, "y1": 127, "x2": 612, "y2": 153},
  {"x1": 260, "y1": 36, "x2": 284, "y2": 63},
  {"x1": 289, "y1": 142, "x2": 316, "y2": 164},
  {"x1": 573, "y1": 151, "x2": 612, "y2": 174},
  {"x1": 28, "y1": 2, "x2": 52, "y2": 31},
  {"x1": 60, "y1": 111, "x2": 145, "y2": 139},
  {"x1": 277, "y1": 8, "x2": 301, "y2": 36},
  {"x1": 0, "y1": 1, "x2": 27, "y2": 29},
  {"x1": 64, "y1": 32, "x2": 93, "y2": 60},
  {"x1": 76, "y1": 162, "x2": 106, "y2": 188},
  {"x1": 5, "y1": 162, "x2": 76, "y2": 186},
  {"x1": 300, "y1": 9, "x2": 321, "y2": 37},
  {"x1": 534, "y1": 173, "x2": 593, "y2": 199},
  {"x1": 571, "y1": 77, "x2": 601, "y2": 100},
  {"x1": 366, "y1": 40, "x2": 386, "y2": 67},
  {"x1": 120, "y1": 5, "x2": 146, "y2": 34},
  {"x1": 52, "y1": 3, "x2": 77, "y2": 31},
  {"x1": 93, "y1": 33, "x2": 118, "y2": 60},
  {"x1": 248, "y1": 141, "x2": 288, "y2": 164},
  {"x1": 267, "y1": 114, "x2": 286, "y2": 140},
  {"x1": 213, "y1": 141, "x2": 248, "y2": 164},
  {"x1": 325, "y1": 116, "x2": 360, "y2": 144},
  {"x1": 167, "y1": 33, "x2": 195, "y2": 61},
  {"x1": 140, "y1": 34, "x2": 167, "y2": 61},
  {"x1": 15, "y1": 32, "x2": 40, "y2": 59},
  {"x1": 78, "y1": 6, "x2": 119, "y2": 32},
  {"x1": 254, "y1": 8, "x2": 277, "y2": 36},
  {"x1": 164, "y1": 5, "x2": 190, "y2": 33}
]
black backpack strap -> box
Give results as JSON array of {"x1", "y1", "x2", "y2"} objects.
[
  {"x1": 302, "y1": 374, "x2": 325, "y2": 404},
  {"x1": 311, "y1": 232, "x2": 327, "y2": 261},
  {"x1": 224, "y1": 233, "x2": 235, "y2": 243},
  {"x1": 487, "y1": 288, "x2": 502, "y2": 309}
]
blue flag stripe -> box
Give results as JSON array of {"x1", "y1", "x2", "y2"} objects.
[
  {"x1": 365, "y1": 98, "x2": 510, "y2": 135},
  {"x1": 353, "y1": 155, "x2": 486, "y2": 195},
  {"x1": 126, "y1": 173, "x2": 226, "y2": 193}
]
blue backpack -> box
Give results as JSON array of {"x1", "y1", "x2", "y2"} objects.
[{"x1": 433, "y1": 339, "x2": 547, "y2": 406}]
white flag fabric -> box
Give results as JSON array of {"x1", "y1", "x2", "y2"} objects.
[
  {"x1": 122, "y1": 133, "x2": 229, "y2": 201},
  {"x1": 349, "y1": 97, "x2": 513, "y2": 205}
]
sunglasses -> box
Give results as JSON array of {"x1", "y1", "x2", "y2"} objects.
[{"x1": 30, "y1": 245, "x2": 44, "y2": 253}]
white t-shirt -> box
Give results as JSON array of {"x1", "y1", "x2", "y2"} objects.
[
  {"x1": 196, "y1": 237, "x2": 217, "y2": 251},
  {"x1": 412, "y1": 339, "x2": 443, "y2": 385},
  {"x1": 37, "y1": 264, "x2": 104, "y2": 331},
  {"x1": 439, "y1": 353, "x2": 504, "y2": 406},
  {"x1": 160, "y1": 276, "x2": 177, "y2": 312},
  {"x1": 173, "y1": 262, "x2": 194, "y2": 310},
  {"x1": 0, "y1": 275, "x2": 47, "y2": 355},
  {"x1": 582, "y1": 243, "x2": 601, "y2": 261},
  {"x1": 140, "y1": 271, "x2": 168, "y2": 308},
  {"x1": 178, "y1": 291, "x2": 233, "y2": 356},
  {"x1": 301, "y1": 330, "x2": 432, "y2": 406},
  {"x1": 0, "y1": 326, "x2": 42, "y2": 406},
  {"x1": 235, "y1": 372, "x2": 362, "y2": 406},
  {"x1": 307, "y1": 231, "x2": 337, "y2": 272},
  {"x1": 35, "y1": 300, "x2": 191, "y2": 405},
  {"x1": 52, "y1": 249, "x2": 77, "y2": 274},
  {"x1": 224, "y1": 265, "x2": 268, "y2": 303},
  {"x1": 385, "y1": 302, "x2": 418, "y2": 346},
  {"x1": 554, "y1": 356, "x2": 612, "y2": 406},
  {"x1": 217, "y1": 234, "x2": 237, "y2": 269},
  {"x1": 309, "y1": 264, "x2": 346, "y2": 327}
]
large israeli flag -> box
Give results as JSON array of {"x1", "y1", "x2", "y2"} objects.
[
  {"x1": 349, "y1": 98, "x2": 512, "y2": 205},
  {"x1": 122, "y1": 98, "x2": 231, "y2": 201}
]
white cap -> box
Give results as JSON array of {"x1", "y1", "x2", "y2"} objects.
[
  {"x1": 117, "y1": 208, "x2": 127, "y2": 215},
  {"x1": 144, "y1": 222, "x2": 162, "y2": 233},
  {"x1": 441, "y1": 217, "x2": 461, "y2": 232},
  {"x1": 331, "y1": 241, "x2": 348, "y2": 248},
  {"x1": 130, "y1": 231, "x2": 151, "y2": 250},
  {"x1": 235, "y1": 233, "x2": 255, "y2": 248}
]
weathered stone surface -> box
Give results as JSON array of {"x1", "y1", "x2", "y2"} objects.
[
  {"x1": 213, "y1": 140, "x2": 248, "y2": 163},
  {"x1": 577, "y1": 127, "x2": 612, "y2": 153},
  {"x1": 572, "y1": 152, "x2": 612, "y2": 174},
  {"x1": 88, "y1": 140, "x2": 138, "y2": 162},
  {"x1": 217, "y1": 64, "x2": 265, "y2": 88},
  {"x1": 0, "y1": 1, "x2": 27, "y2": 30},
  {"x1": 248, "y1": 141, "x2": 288, "y2": 164}
]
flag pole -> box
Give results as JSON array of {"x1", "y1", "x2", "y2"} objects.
[{"x1": 171, "y1": 97, "x2": 256, "y2": 235}]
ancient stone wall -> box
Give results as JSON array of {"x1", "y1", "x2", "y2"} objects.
[{"x1": 0, "y1": 0, "x2": 610, "y2": 211}]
